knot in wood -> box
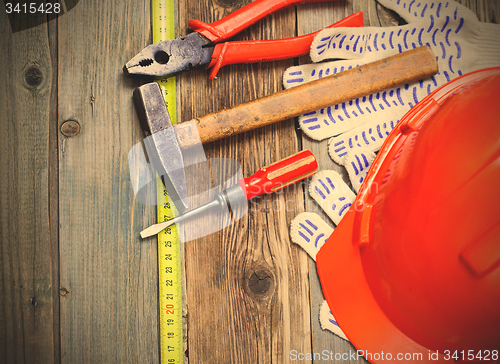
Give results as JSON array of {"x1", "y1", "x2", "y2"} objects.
[
  {"x1": 24, "y1": 66, "x2": 43, "y2": 88},
  {"x1": 247, "y1": 267, "x2": 274, "y2": 296},
  {"x1": 61, "y1": 120, "x2": 81, "y2": 137}
]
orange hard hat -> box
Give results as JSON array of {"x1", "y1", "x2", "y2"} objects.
[{"x1": 317, "y1": 68, "x2": 500, "y2": 363}]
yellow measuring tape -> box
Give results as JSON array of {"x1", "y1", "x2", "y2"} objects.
[{"x1": 152, "y1": 0, "x2": 183, "y2": 363}]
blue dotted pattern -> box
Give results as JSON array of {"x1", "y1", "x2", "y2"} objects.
[
  {"x1": 295, "y1": 217, "x2": 329, "y2": 250},
  {"x1": 313, "y1": 175, "x2": 352, "y2": 219},
  {"x1": 328, "y1": 312, "x2": 340, "y2": 327},
  {"x1": 287, "y1": 0, "x2": 468, "y2": 138},
  {"x1": 349, "y1": 151, "x2": 372, "y2": 185},
  {"x1": 330, "y1": 120, "x2": 397, "y2": 161}
]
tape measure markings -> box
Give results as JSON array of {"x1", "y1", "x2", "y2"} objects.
[{"x1": 152, "y1": 0, "x2": 184, "y2": 363}]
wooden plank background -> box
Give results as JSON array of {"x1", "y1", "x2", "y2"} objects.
[
  {"x1": 176, "y1": 1, "x2": 311, "y2": 362},
  {"x1": 0, "y1": 0, "x2": 498, "y2": 363},
  {"x1": 0, "y1": 7, "x2": 56, "y2": 364}
]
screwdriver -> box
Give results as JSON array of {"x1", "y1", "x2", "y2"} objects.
[{"x1": 140, "y1": 150, "x2": 318, "y2": 238}]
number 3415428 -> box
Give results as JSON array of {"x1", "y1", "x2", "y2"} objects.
[{"x1": 5, "y1": 3, "x2": 61, "y2": 14}]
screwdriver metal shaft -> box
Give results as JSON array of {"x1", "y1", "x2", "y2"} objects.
[
  {"x1": 140, "y1": 185, "x2": 242, "y2": 238},
  {"x1": 140, "y1": 150, "x2": 318, "y2": 239}
]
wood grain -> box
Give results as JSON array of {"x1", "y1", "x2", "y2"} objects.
[
  {"x1": 0, "y1": 0, "x2": 497, "y2": 363},
  {"x1": 294, "y1": 2, "x2": 369, "y2": 361},
  {"x1": 0, "y1": 8, "x2": 56, "y2": 364},
  {"x1": 177, "y1": 0, "x2": 311, "y2": 363},
  {"x1": 56, "y1": 0, "x2": 159, "y2": 362}
]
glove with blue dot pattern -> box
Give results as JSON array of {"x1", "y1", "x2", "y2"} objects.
[
  {"x1": 288, "y1": 0, "x2": 500, "y2": 340},
  {"x1": 284, "y1": 0, "x2": 500, "y2": 170}
]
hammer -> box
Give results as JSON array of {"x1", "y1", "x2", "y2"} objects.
[{"x1": 134, "y1": 46, "x2": 438, "y2": 214}]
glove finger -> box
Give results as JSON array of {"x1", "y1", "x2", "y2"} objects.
[
  {"x1": 343, "y1": 148, "x2": 377, "y2": 193},
  {"x1": 283, "y1": 59, "x2": 365, "y2": 90},
  {"x1": 378, "y1": 0, "x2": 479, "y2": 25},
  {"x1": 311, "y1": 26, "x2": 402, "y2": 63},
  {"x1": 319, "y1": 300, "x2": 349, "y2": 341},
  {"x1": 309, "y1": 170, "x2": 356, "y2": 226},
  {"x1": 328, "y1": 113, "x2": 404, "y2": 164},
  {"x1": 300, "y1": 89, "x2": 410, "y2": 141},
  {"x1": 290, "y1": 212, "x2": 334, "y2": 260},
  {"x1": 286, "y1": 22, "x2": 425, "y2": 90}
]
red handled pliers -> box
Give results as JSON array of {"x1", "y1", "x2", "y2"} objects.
[{"x1": 124, "y1": 0, "x2": 363, "y2": 80}]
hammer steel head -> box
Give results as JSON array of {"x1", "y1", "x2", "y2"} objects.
[{"x1": 133, "y1": 82, "x2": 188, "y2": 213}]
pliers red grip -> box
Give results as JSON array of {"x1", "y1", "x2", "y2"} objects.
[
  {"x1": 206, "y1": 13, "x2": 363, "y2": 79},
  {"x1": 123, "y1": 0, "x2": 363, "y2": 80}
]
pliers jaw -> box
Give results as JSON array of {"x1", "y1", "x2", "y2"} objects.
[{"x1": 124, "y1": 32, "x2": 213, "y2": 79}]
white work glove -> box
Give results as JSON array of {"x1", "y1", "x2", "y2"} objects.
[
  {"x1": 290, "y1": 170, "x2": 355, "y2": 341},
  {"x1": 287, "y1": 0, "x2": 500, "y2": 340},
  {"x1": 284, "y1": 0, "x2": 500, "y2": 171}
]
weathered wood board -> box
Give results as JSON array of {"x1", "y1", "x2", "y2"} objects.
[
  {"x1": 0, "y1": 0, "x2": 498, "y2": 363},
  {"x1": 176, "y1": 1, "x2": 312, "y2": 362},
  {"x1": 56, "y1": 1, "x2": 159, "y2": 362},
  {"x1": 0, "y1": 7, "x2": 57, "y2": 364}
]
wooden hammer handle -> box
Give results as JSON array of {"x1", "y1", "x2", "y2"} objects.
[{"x1": 174, "y1": 46, "x2": 438, "y2": 149}]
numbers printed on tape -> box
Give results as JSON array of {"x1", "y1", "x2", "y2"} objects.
[
  {"x1": 156, "y1": 176, "x2": 183, "y2": 364},
  {"x1": 153, "y1": 0, "x2": 183, "y2": 363}
]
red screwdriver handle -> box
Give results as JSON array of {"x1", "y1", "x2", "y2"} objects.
[
  {"x1": 240, "y1": 150, "x2": 318, "y2": 200},
  {"x1": 188, "y1": 0, "x2": 337, "y2": 44},
  {"x1": 207, "y1": 12, "x2": 363, "y2": 79}
]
